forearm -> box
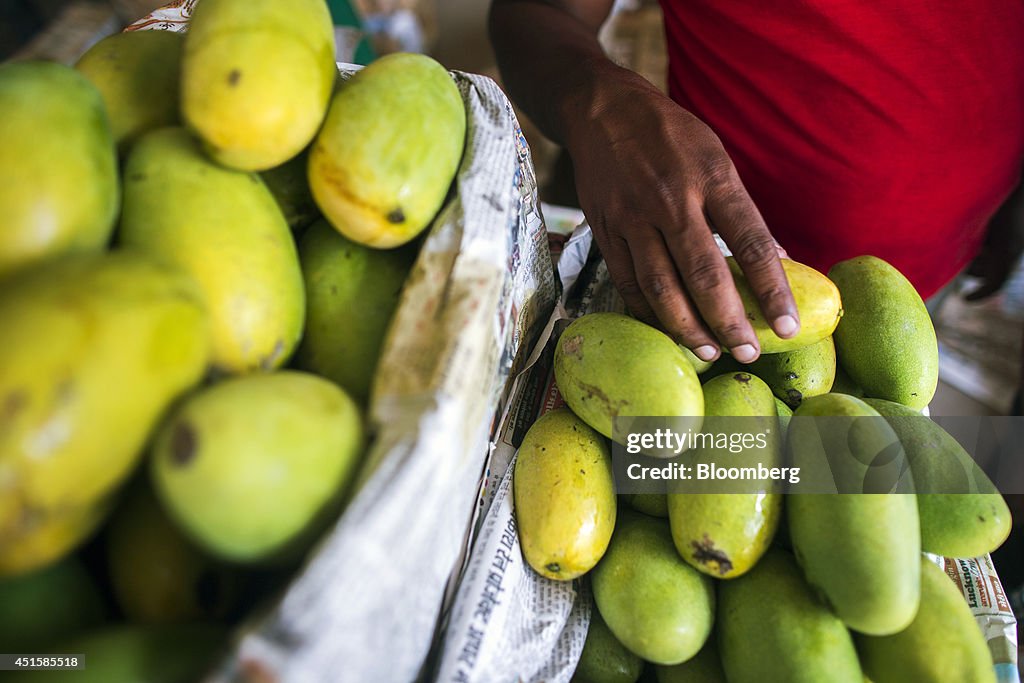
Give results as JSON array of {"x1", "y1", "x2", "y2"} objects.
[{"x1": 488, "y1": 0, "x2": 653, "y2": 149}]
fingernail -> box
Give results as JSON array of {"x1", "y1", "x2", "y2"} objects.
[
  {"x1": 694, "y1": 345, "x2": 718, "y2": 362},
  {"x1": 773, "y1": 315, "x2": 799, "y2": 338},
  {"x1": 731, "y1": 344, "x2": 758, "y2": 363}
]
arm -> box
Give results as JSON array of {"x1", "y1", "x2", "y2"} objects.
[{"x1": 490, "y1": 0, "x2": 799, "y2": 362}]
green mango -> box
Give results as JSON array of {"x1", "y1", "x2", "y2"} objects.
[
  {"x1": 0, "y1": 557, "x2": 107, "y2": 652},
  {"x1": 749, "y1": 337, "x2": 836, "y2": 408},
  {"x1": 553, "y1": 313, "x2": 703, "y2": 441},
  {"x1": 857, "y1": 558, "x2": 996, "y2": 683},
  {"x1": 0, "y1": 253, "x2": 209, "y2": 574},
  {"x1": 718, "y1": 550, "x2": 863, "y2": 682},
  {"x1": 728, "y1": 258, "x2": 842, "y2": 354},
  {"x1": 681, "y1": 345, "x2": 714, "y2": 375},
  {"x1": 309, "y1": 53, "x2": 465, "y2": 248},
  {"x1": 655, "y1": 640, "x2": 726, "y2": 682},
  {"x1": 182, "y1": 0, "x2": 336, "y2": 170},
  {"x1": 120, "y1": 127, "x2": 305, "y2": 374},
  {"x1": 863, "y1": 397, "x2": 1011, "y2": 557},
  {"x1": 829, "y1": 255, "x2": 938, "y2": 410},
  {"x1": 514, "y1": 409, "x2": 615, "y2": 580},
  {"x1": 788, "y1": 394, "x2": 911, "y2": 494},
  {"x1": 151, "y1": 371, "x2": 363, "y2": 563},
  {"x1": 788, "y1": 490, "x2": 920, "y2": 635},
  {"x1": 261, "y1": 149, "x2": 321, "y2": 232},
  {"x1": 831, "y1": 367, "x2": 865, "y2": 397},
  {"x1": 75, "y1": 30, "x2": 184, "y2": 152},
  {"x1": 0, "y1": 61, "x2": 117, "y2": 278},
  {"x1": 572, "y1": 605, "x2": 643, "y2": 683},
  {"x1": 775, "y1": 398, "x2": 792, "y2": 438},
  {"x1": 625, "y1": 494, "x2": 668, "y2": 518},
  {"x1": 592, "y1": 510, "x2": 714, "y2": 665},
  {"x1": 107, "y1": 483, "x2": 241, "y2": 623},
  {"x1": 295, "y1": 219, "x2": 415, "y2": 404},
  {"x1": 668, "y1": 373, "x2": 782, "y2": 578},
  {"x1": 7, "y1": 624, "x2": 226, "y2": 683}
]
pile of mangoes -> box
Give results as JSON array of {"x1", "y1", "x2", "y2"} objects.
[
  {"x1": 0, "y1": 0, "x2": 464, "y2": 673},
  {"x1": 515, "y1": 255, "x2": 1012, "y2": 683}
]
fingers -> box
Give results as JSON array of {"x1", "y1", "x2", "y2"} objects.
[
  {"x1": 664, "y1": 201, "x2": 761, "y2": 362},
  {"x1": 704, "y1": 168, "x2": 800, "y2": 339},
  {"x1": 626, "y1": 227, "x2": 721, "y2": 361},
  {"x1": 602, "y1": 234, "x2": 659, "y2": 326}
]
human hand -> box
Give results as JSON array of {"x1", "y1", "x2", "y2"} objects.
[{"x1": 564, "y1": 75, "x2": 798, "y2": 363}]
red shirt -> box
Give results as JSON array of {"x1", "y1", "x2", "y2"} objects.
[{"x1": 659, "y1": 0, "x2": 1024, "y2": 297}]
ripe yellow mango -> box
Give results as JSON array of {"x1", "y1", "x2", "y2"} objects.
[
  {"x1": 0, "y1": 62, "x2": 117, "y2": 277},
  {"x1": 514, "y1": 409, "x2": 616, "y2": 580},
  {"x1": 554, "y1": 313, "x2": 704, "y2": 441},
  {"x1": 75, "y1": 30, "x2": 184, "y2": 152},
  {"x1": 120, "y1": 128, "x2": 304, "y2": 374},
  {"x1": 668, "y1": 373, "x2": 782, "y2": 579},
  {"x1": 727, "y1": 257, "x2": 842, "y2": 353},
  {"x1": 309, "y1": 53, "x2": 466, "y2": 248},
  {"x1": 181, "y1": 0, "x2": 336, "y2": 170},
  {"x1": 0, "y1": 253, "x2": 209, "y2": 574}
]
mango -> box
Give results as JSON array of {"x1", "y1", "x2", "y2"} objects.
[
  {"x1": 0, "y1": 557, "x2": 107, "y2": 652},
  {"x1": 625, "y1": 494, "x2": 668, "y2": 518},
  {"x1": 864, "y1": 397, "x2": 1011, "y2": 557},
  {"x1": 681, "y1": 345, "x2": 714, "y2": 375},
  {"x1": 261, "y1": 149, "x2": 321, "y2": 232},
  {"x1": 832, "y1": 366, "x2": 865, "y2": 397},
  {"x1": 572, "y1": 606, "x2": 643, "y2": 683},
  {"x1": 309, "y1": 53, "x2": 465, "y2": 248},
  {"x1": 775, "y1": 398, "x2": 792, "y2": 436},
  {"x1": 829, "y1": 255, "x2": 938, "y2": 409},
  {"x1": 107, "y1": 483, "x2": 240, "y2": 623},
  {"x1": 151, "y1": 371, "x2": 363, "y2": 562},
  {"x1": 749, "y1": 336, "x2": 836, "y2": 408},
  {"x1": 295, "y1": 219, "x2": 415, "y2": 404},
  {"x1": 514, "y1": 409, "x2": 616, "y2": 580},
  {"x1": 655, "y1": 641, "x2": 726, "y2": 682},
  {"x1": 120, "y1": 127, "x2": 304, "y2": 374},
  {"x1": 728, "y1": 257, "x2": 842, "y2": 353},
  {"x1": 0, "y1": 498, "x2": 111, "y2": 579},
  {"x1": 718, "y1": 550, "x2": 863, "y2": 682},
  {"x1": 75, "y1": 30, "x2": 184, "y2": 152},
  {"x1": 592, "y1": 510, "x2": 714, "y2": 665},
  {"x1": 788, "y1": 393, "x2": 911, "y2": 494},
  {"x1": 857, "y1": 558, "x2": 996, "y2": 683},
  {"x1": 0, "y1": 62, "x2": 117, "y2": 277},
  {"x1": 181, "y1": 0, "x2": 336, "y2": 170},
  {"x1": 8, "y1": 624, "x2": 226, "y2": 683},
  {"x1": 554, "y1": 313, "x2": 703, "y2": 442},
  {"x1": 668, "y1": 373, "x2": 782, "y2": 578},
  {"x1": 0, "y1": 252, "x2": 209, "y2": 568},
  {"x1": 788, "y1": 490, "x2": 920, "y2": 635}
]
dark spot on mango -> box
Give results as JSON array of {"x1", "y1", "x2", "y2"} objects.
[
  {"x1": 978, "y1": 515, "x2": 986, "y2": 523},
  {"x1": 563, "y1": 335, "x2": 584, "y2": 358},
  {"x1": 545, "y1": 562, "x2": 561, "y2": 574},
  {"x1": 171, "y1": 422, "x2": 198, "y2": 467},
  {"x1": 2, "y1": 390, "x2": 28, "y2": 422},
  {"x1": 387, "y1": 207, "x2": 405, "y2": 224},
  {"x1": 784, "y1": 371, "x2": 799, "y2": 381},
  {"x1": 691, "y1": 534, "x2": 734, "y2": 576},
  {"x1": 733, "y1": 373, "x2": 751, "y2": 383},
  {"x1": 785, "y1": 389, "x2": 803, "y2": 407},
  {"x1": 580, "y1": 469, "x2": 586, "y2": 475},
  {"x1": 227, "y1": 69, "x2": 242, "y2": 86}
]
